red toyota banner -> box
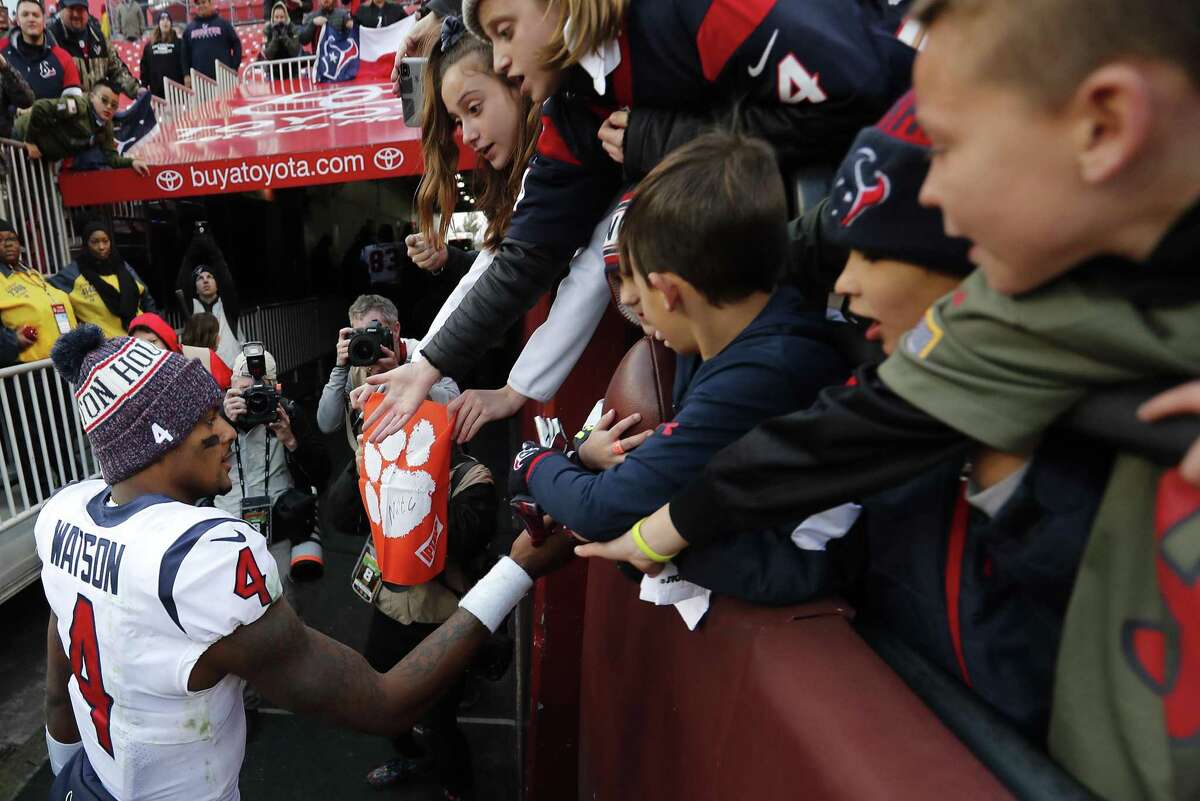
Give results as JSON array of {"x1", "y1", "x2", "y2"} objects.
[{"x1": 58, "y1": 82, "x2": 473, "y2": 205}]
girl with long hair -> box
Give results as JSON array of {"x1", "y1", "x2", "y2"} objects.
[
  {"x1": 180, "y1": 311, "x2": 233, "y2": 389},
  {"x1": 361, "y1": 0, "x2": 917, "y2": 440},
  {"x1": 405, "y1": 17, "x2": 616, "y2": 443},
  {"x1": 139, "y1": 13, "x2": 184, "y2": 98}
]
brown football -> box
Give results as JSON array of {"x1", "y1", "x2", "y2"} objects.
[{"x1": 603, "y1": 336, "x2": 676, "y2": 436}]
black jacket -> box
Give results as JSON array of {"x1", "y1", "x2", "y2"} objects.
[
  {"x1": 46, "y1": 16, "x2": 140, "y2": 97},
  {"x1": 176, "y1": 230, "x2": 240, "y2": 331},
  {"x1": 139, "y1": 37, "x2": 185, "y2": 98},
  {"x1": 855, "y1": 436, "x2": 1112, "y2": 740},
  {"x1": 0, "y1": 56, "x2": 33, "y2": 139}
]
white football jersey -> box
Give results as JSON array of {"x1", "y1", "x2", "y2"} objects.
[{"x1": 36, "y1": 480, "x2": 282, "y2": 801}]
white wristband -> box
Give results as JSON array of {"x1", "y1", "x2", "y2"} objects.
[
  {"x1": 46, "y1": 728, "x2": 82, "y2": 776},
  {"x1": 459, "y1": 557, "x2": 533, "y2": 633}
]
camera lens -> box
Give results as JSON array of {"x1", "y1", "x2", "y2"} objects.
[
  {"x1": 247, "y1": 392, "x2": 270, "y2": 417},
  {"x1": 349, "y1": 339, "x2": 375, "y2": 364}
]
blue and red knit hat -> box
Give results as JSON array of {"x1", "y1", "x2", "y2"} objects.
[
  {"x1": 823, "y1": 91, "x2": 974, "y2": 276},
  {"x1": 51, "y1": 325, "x2": 224, "y2": 484}
]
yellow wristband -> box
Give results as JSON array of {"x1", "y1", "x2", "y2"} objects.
[{"x1": 631, "y1": 519, "x2": 673, "y2": 563}]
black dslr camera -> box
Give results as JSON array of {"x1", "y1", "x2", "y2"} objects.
[
  {"x1": 348, "y1": 322, "x2": 396, "y2": 366},
  {"x1": 237, "y1": 341, "x2": 281, "y2": 430}
]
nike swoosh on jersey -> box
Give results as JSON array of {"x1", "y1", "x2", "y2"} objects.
[
  {"x1": 211, "y1": 531, "x2": 247, "y2": 543},
  {"x1": 747, "y1": 29, "x2": 779, "y2": 78},
  {"x1": 160, "y1": 518, "x2": 247, "y2": 632}
]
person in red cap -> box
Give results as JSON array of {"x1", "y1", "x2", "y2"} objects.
[
  {"x1": 127, "y1": 311, "x2": 180, "y2": 353},
  {"x1": 129, "y1": 311, "x2": 233, "y2": 390}
]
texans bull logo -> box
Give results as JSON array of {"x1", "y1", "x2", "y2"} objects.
[
  {"x1": 321, "y1": 36, "x2": 358, "y2": 81},
  {"x1": 1123, "y1": 470, "x2": 1200, "y2": 742},
  {"x1": 831, "y1": 146, "x2": 891, "y2": 228}
]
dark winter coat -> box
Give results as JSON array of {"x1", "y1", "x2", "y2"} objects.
[
  {"x1": 138, "y1": 36, "x2": 184, "y2": 97},
  {"x1": 180, "y1": 12, "x2": 242, "y2": 78},
  {"x1": 47, "y1": 15, "x2": 140, "y2": 97}
]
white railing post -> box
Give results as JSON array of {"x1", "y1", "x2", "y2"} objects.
[
  {"x1": 191, "y1": 69, "x2": 219, "y2": 105},
  {"x1": 240, "y1": 55, "x2": 316, "y2": 92},
  {"x1": 164, "y1": 76, "x2": 195, "y2": 110},
  {"x1": 215, "y1": 60, "x2": 239, "y2": 93},
  {"x1": 150, "y1": 94, "x2": 174, "y2": 124},
  {"x1": 0, "y1": 142, "x2": 72, "y2": 275},
  {"x1": 0, "y1": 359, "x2": 98, "y2": 533}
]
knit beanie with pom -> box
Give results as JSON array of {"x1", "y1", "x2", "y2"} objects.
[{"x1": 51, "y1": 325, "x2": 224, "y2": 483}]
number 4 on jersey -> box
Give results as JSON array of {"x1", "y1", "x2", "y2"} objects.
[
  {"x1": 777, "y1": 54, "x2": 828, "y2": 104},
  {"x1": 69, "y1": 594, "x2": 115, "y2": 757},
  {"x1": 234, "y1": 546, "x2": 271, "y2": 606}
]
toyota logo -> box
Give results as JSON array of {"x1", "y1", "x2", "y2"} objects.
[
  {"x1": 373, "y1": 147, "x2": 404, "y2": 172},
  {"x1": 155, "y1": 169, "x2": 184, "y2": 193}
]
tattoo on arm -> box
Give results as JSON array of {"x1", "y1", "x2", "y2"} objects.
[{"x1": 196, "y1": 601, "x2": 487, "y2": 736}]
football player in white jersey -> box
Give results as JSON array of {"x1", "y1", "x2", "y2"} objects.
[{"x1": 37, "y1": 325, "x2": 573, "y2": 801}]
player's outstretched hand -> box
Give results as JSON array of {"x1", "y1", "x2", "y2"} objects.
[
  {"x1": 509, "y1": 530, "x2": 576, "y2": 580},
  {"x1": 362, "y1": 360, "x2": 441, "y2": 441}
]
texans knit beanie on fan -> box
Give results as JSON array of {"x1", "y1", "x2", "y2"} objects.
[
  {"x1": 823, "y1": 90, "x2": 974, "y2": 277},
  {"x1": 50, "y1": 325, "x2": 224, "y2": 484}
]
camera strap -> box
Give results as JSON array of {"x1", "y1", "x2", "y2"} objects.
[
  {"x1": 233, "y1": 428, "x2": 276, "y2": 501},
  {"x1": 234, "y1": 430, "x2": 275, "y2": 545}
]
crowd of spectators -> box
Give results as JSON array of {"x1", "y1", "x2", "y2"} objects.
[
  {"x1": 3, "y1": 0, "x2": 1199, "y2": 798},
  {"x1": 340, "y1": 0, "x2": 1199, "y2": 798}
]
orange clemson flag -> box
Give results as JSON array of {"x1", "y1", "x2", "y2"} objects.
[{"x1": 357, "y1": 396, "x2": 452, "y2": 587}]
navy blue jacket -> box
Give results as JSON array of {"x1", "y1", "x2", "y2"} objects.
[
  {"x1": 1, "y1": 35, "x2": 81, "y2": 100},
  {"x1": 181, "y1": 14, "x2": 242, "y2": 78},
  {"x1": 856, "y1": 436, "x2": 1113, "y2": 741},
  {"x1": 418, "y1": 0, "x2": 916, "y2": 380},
  {"x1": 527, "y1": 287, "x2": 848, "y2": 543}
]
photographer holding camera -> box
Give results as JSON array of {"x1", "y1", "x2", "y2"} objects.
[
  {"x1": 262, "y1": 2, "x2": 301, "y2": 61},
  {"x1": 216, "y1": 344, "x2": 330, "y2": 581},
  {"x1": 318, "y1": 295, "x2": 458, "y2": 446}
]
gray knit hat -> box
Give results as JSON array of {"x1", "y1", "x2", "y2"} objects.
[
  {"x1": 461, "y1": 0, "x2": 484, "y2": 38},
  {"x1": 51, "y1": 325, "x2": 224, "y2": 484}
]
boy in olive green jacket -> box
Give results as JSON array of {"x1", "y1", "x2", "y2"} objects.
[{"x1": 16, "y1": 79, "x2": 148, "y2": 174}]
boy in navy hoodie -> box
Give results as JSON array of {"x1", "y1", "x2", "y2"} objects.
[{"x1": 511, "y1": 132, "x2": 850, "y2": 604}]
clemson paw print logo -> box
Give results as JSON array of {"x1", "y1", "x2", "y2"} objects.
[{"x1": 362, "y1": 419, "x2": 438, "y2": 542}]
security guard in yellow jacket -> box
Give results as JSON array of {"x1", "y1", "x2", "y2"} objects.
[{"x1": 0, "y1": 220, "x2": 76, "y2": 366}]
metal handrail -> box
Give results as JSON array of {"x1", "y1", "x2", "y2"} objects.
[
  {"x1": 215, "y1": 60, "x2": 240, "y2": 93},
  {"x1": 0, "y1": 143, "x2": 72, "y2": 275},
  {"x1": 237, "y1": 295, "x2": 343, "y2": 374},
  {"x1": 150, "y1": 93, "x2": 174, "y2": 124},
  {"x1": 164, "y1": 76, "x2": 194, "y2": 109},
  {"x1": 0, "y1": 359, "x2": 98, "y2": 534},
  {"x1": 240, "y1": 55, "x2": 316, "y2": 91},
  {"x1": 191, "y1": 68, "x2": 220, "y2": 105}
]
